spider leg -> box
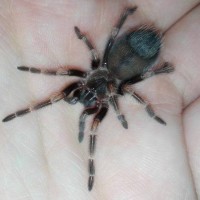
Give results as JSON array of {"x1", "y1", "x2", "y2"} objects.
[
  {"x1": 88, "y1": 104, "x2": 108, "y2": 191},
  {"x1": 2, "y1": 93, "x2": 64, "y2": 122},
  {"x1": 79, "y1": 105, "x2": 100, "y2": 143},
  {"x1": 102, "y1": 6, "x2": 137, "y2": 68},
  {"x1": 143, "y1": 62, "x2": 174, "y2": 77},
  {"x1": 125, "y1": 89, "x2": 166, "y2": 125},
  {"x1": 74, "y1": 26, "x2": 100, "y2": 70},
  {"x1": 108, "y1": 82, "x2": 128, "y2": 129},
  {"x1": 17, "y1": 66, "x2": 87, "y2": 78},
  {"x1": 118, "y1": 62, "x2": 174, "y2": 94},
  {"x1": 2, "y1": 82, "x2": 81, "y2": 122}
]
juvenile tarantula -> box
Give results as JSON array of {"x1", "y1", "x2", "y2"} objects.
[{"x1": 3, "y1": 6, "x2": 174, "y2": 191}]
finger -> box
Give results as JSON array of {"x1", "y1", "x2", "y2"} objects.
[
  {"x1": 163, "y1": 4, "x2": 200, "y2": 106},
  {"x1": 129, "y1": 0, "x2": 199, "y2": 30},
  {"x1": 184, "y1": 98, "x2": 200, "y2": 197}
]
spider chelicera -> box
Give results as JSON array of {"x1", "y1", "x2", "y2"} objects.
[{"x1": 3, "y1": 6, "x2": 174, "y2": 191}]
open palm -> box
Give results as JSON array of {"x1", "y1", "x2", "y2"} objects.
[{"x1": 1, "y1": 1, "x2": 200, "y2": 199}]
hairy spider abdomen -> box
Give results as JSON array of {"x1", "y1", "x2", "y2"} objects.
[
  {"x1": 107, "y1": 27, "x2": 161, "y2": 80},
  {"x1": 128, "y1": 28, "x2": 161, "y2": 59}
]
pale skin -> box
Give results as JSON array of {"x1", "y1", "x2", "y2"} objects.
[{"x1": 1, "y1": 0, "x2": 200, "y2": 199}]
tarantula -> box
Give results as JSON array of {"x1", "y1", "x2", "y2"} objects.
[{"x1": 3, "y1": 6, "x2": 174, "y2": 191}]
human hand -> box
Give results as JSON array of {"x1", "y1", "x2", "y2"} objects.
[{"x1": 1, "y1": 1, "x2": 200, "y2": 199}]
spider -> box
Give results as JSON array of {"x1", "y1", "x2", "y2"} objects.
[{"x1": 2, "y1": 6, "x2": 174, "y2": 191}]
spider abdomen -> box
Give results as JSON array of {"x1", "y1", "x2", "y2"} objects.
[{"x1": 107, "y1": 27, "x2": 161, "y2": 80}]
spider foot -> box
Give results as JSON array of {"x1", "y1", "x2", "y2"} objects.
[
  {"x1": 118, "y1": 114, "x2": 128, "y2": 129},
  {"x1": 88, "y1": 176, "x2": 94, "y2": 191},
  {"x1": 145, "y1": 105, "x2": 166, "y2": 125},
  {"x1": 2, "y1": 113, "x2": 16, "y2": 122},
  {"x1": 78, "y1": 131, "x2": 84, "y2": 143},
  {"x1": 154, "y1": 62, "x2": 174, "y2": 75},
  {"x1": 2, "y1": 108, "x2": 31, "y2": 122},
  {"x1": 126, "y1": 6, "x2": 137, "y2": 15},
  {"x1": 154, "y1": 116, "x2": 166, "y2": 125}
]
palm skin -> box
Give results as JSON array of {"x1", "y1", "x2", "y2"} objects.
[{"x1": 1, "y1": 0, "x2": 200, "y2": 199}]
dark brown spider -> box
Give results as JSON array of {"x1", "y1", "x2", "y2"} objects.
[{"x1": 2, "y1": 6, "x2": 174, "y2": 191}]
